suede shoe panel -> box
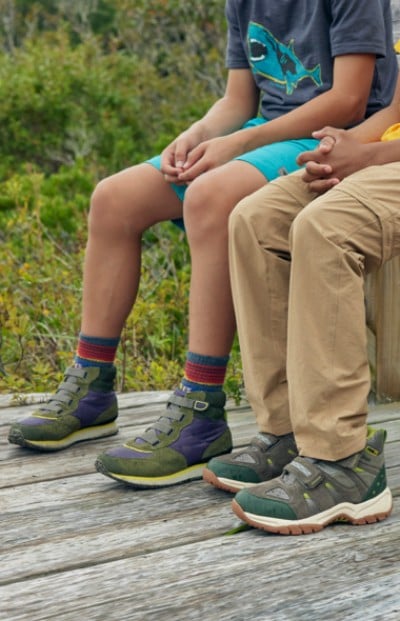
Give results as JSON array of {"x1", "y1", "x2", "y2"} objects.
[
  {"x1": 95, "y1": 389, "x2": 232, "y2": 488},
  {"x1": 8, "y1": 366, "x2": 118, "y2": 451},
  {"x1": 232, "y1": 427, "x2": 392, "y2": 535}
]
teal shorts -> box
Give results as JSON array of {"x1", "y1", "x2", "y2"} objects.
[{"x1": 147, "y1": 118, "x2": 318, "y2": 229}]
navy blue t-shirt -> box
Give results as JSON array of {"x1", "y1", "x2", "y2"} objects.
[{"x1": 225, "y1": 0, "x2": 398, "y2": 120}]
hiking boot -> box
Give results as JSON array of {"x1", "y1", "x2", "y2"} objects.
[
  {"x1": 8, "y1": 366, "x2": 118, "y2": 451},
  {"x1": 95, "y1": 388, "x2": 232, "y2": 488},
  {"x1": 232, "y1": 427, "x2": 392, "y2": 535},
  {"x1": 203, "y1": 432, "x2": 297, "y2": 492}
]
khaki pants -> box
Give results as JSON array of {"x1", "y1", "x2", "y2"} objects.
[{"x1": 229, "y1": 163, "x2": 400, "y2": 460}]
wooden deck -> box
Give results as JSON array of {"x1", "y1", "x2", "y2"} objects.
[{"x1": 1, "y1": 391, "x2": 400, "y2": 621}]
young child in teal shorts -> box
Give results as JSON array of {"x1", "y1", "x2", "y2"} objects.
[{"x1": 9, "y1": 1, "x2": 398, "y2": 491}]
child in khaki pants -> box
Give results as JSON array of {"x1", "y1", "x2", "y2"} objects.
[{"x1": 204, "y1": 74, "x2": 400, "y2": 535}]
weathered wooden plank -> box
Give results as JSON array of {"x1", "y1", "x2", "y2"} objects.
[
  {"x1": 1, "y1": 502, "x2": 399, "y2": 621},
  {"x1": 1, "y1": 399, "x2": 399, "y2": 488},
  {"x1": 0, "y1": 492, "x2": 236, "y2": 584},
  {"x1": 0, "y1": 397, "x2": 248, "y2": 434},
  {"x1": 0, "y1": 390, "x2": 171, "y2": 410},
  {"x1": 1, "y1": 474, "x2": 232, "y2": 523},
  {"x1": 0, "y1": 405, "x2": 252, "y2": 438},
  {"x1": 2, "y1": 392, "x2": 400, "y2": 426},
  {"x1": 375, "y1": 259, "x2": 400, "y2": 401},
  {"x1": 0, "y1": 415, "x2": 258, "y2": 488},
  {"x1": 0, "y1": 401, "x2": 400, "y2": 621},
  {"x1": 366, "y1": 259, "x2": 400, "y2": 402},
  {"x1": 368, "y1": 400, "x2": 400, "y2": 423},
  {"x1": 2, "y1": 468, "x2": 400, "y2": 584},
  {"x1": 4, "y1": 438, "x2": 398, "y2": 493},
  {"x1": 2, "y1": 447, "x2": 400, "y2": 520},
  {"x1": 2, "y1": 432, "x2": 398, "y2": 491}
]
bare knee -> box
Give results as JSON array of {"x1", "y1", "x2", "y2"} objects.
[
  {"x1": 183, "y1": 176, "x2": 233, "y2": 243},
  {"x1": 89, "y1": 168, "x2": 149, "y2": 238},
  {"x1": 89, "y1": 175, "x2": 126, "y2": 236}
]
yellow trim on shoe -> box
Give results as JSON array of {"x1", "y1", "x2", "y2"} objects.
[
  {"x1": 97, "y1": 462, "x2": 207, "y2": 488},
  {"x1": 13, "y1": 421, "x2": 118, "y2": 452}
]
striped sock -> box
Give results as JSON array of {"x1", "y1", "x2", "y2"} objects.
[
  {"x1": 74, "y1": 333, "x2": 120, "y2": 367},
  {"x1": 181, "y1": 351, "x2": 229, "y2": 392}
]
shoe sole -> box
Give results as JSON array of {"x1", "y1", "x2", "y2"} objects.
[
  {"x1": 203, "y1": 467, "x2": 257, "y2": 493},
  {"x1": 8, "y1": 422, "x2": 119, "y2": 452},
  {"x1": 231, "y1": 487, "x2": 393, "y2": 535},
  {"x1": 95, "y1": 459, "x2": 207, "y2": 488}
]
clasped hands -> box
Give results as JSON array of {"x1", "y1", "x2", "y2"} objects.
[
  {"x1": 160, "y1": 131, "x2": 242, "y2": 185},
  {"x1": 298, "y1": 127, "x2": 374, "y2": 194}
]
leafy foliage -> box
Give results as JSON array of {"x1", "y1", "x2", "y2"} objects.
[{"x1": 0, "y1": 1, "x2": 243, "y2": 401}]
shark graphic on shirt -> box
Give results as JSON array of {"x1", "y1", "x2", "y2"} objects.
[{"x1": 248, "y1": 22, "x2": 322, "y2": 95}]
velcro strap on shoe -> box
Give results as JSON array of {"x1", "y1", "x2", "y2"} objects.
[
  {"x1": 285, "y1": 458, "x2": 324, "y2": 489},
  {"x1": 58, "y1": 381, "x2": 81, "y2": 394},
  {"x1": 168, "y1": 393, "x2": 210, "y2": 412},
  {"x1": 65, "y1": 367, "x2": 87, "y2": 380},
  {"x1": 254, "y1": 433, "x2": 276, "y2": 448}
]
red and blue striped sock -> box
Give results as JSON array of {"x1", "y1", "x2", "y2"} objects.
[
  {"x1": 74, "y1": 333, "x2": 120, "y2": 367},
  {"x1": 181, "y1": 351, "x2": 229, "y2": 393}
]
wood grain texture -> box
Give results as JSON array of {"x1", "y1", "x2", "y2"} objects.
[
  {"x1": 1, "y1": 390, "x2": 400, "y2": 621},
  {"x1": 366, "y1": 259, "x2": 400, "y2": 401}
]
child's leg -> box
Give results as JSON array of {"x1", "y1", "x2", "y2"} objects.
[
  {"x1": 227, "y1": 171, "x2": 311, "y2": 432},
  {"x1": 183, "y1": 138, "x2": 318, "y2": 360},
  {"x1": 202, "y1": 171, "x2": 310, "y2": 492},
  {"x1": 8, "y1": 163, "x2": 183, "y2": 451},
  {"x1": 288, "y1": 164, "x2": 400, "y2": 460},
  {"x1": 183, "y1": 160, "x2": 266, "y2": 357},
  {"x1": 94, "y1": 143, "x2": 317, "y2": 487},
  {"x1": 232, "y1": 165, "x2": 400, "y2": 534},
  {"x1": 81, "y1": 162, "x2": 184, "y2": 338}
]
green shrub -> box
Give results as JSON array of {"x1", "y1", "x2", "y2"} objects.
[
  {"x1": 0, "y1": 1, "x2": 243, "y2": 401},
  {"x1": 0, "y1": 192, "x2": 242, "y2": 399}
]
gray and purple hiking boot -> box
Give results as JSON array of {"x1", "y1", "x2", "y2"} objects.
[
  {"x1": 95, "y1": 388, "x2": 232, "y2": 488},
  {"x1": 8, "y1": 366, "x2": 118, "y2": 451}
]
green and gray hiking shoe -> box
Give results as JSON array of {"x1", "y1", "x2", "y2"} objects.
[
  {"x1": 95, "y1": 388, "x2": 232, "y2": 488},
  {"x1": 8, "y1": 366, "x2": 118, "y2": 451},
  {"x1": 203, "y1": 432, "x2": 297, "y2": 492},
  {"x1": 232, "y1": 427, "x2": 392, "y2": 535}
]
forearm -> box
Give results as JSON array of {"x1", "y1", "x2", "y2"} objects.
[
  {"x1": 223, "y1": 88, "x2": 371, "y2": 154},
  {"x1": 186, "y1": 68, "x2": 260, "y2": 142},
  {"x1": 364, "y1": 139, "x2": 400, "y2": 165},
  {"x1": 189, "y1": 95, "x2": 258, "y2": 142},
  {"x1": 349, "y1": 73, "x2": 400, "y2": 143},
  {"x1": 349, "y1": 105, "x2": 400, "y2": 143}
]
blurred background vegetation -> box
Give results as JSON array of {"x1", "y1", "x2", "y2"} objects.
[{"x1": 0, "y1": 0, "x2": 243, "y2": 398}]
